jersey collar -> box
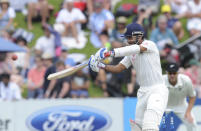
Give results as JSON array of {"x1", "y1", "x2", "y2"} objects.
[{"x1": 168, "y1": 74, "x2": 183, "y2": 88}]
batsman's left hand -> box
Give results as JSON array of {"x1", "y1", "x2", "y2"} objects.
[{"x1": 88, "y1": 55, "x2": 106, "y2": 72}]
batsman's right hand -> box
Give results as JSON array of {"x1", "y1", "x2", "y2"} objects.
[
  {"x1": 88, "y1": 55, "x2": 105, "y2": 72},
  {"x1": 95, "y1": 48, "x2": 114, "y2": 61}
]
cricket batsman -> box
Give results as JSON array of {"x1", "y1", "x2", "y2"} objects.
[
  {"x1": 89, "y1": 23, "x2": 169, "y2": 131},
  {"x1": 163, "y1": 63, "x2": 197, "y2": 131}
]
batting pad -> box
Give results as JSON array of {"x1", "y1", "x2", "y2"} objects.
[{"x1": 142, "y1": 109, "x2": 160, "y2": 131}]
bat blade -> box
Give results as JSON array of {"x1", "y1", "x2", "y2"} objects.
[{"x1": 47, "y1": 61, "x2": 88, "y2": 80}]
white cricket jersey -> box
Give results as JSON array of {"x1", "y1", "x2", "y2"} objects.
[
  {"x1": 163, "y1": 74, "x2": 196, "y2": 109},
  {"x1": 120, "y1": 40, "x2": 164, "y2": 87},
  {"x1": 0, "y1": 82, "x2": 22, "y2": 101}
]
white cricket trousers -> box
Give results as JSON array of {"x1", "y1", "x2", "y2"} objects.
[{"x1": 135, "y1": 84, "x2": 169, "y2": 131}]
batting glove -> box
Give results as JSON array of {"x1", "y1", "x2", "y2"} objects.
[
  {"x1": 95, "y1": 48, "x2": 115, "y2": 61},
  {"x1": 88, "y1": 55, "x2": 106, "y2": 72}
]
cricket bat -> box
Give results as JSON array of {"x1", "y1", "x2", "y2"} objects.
[{"x1": 47, "y1": 61, "x2": 88, "y2": 80}]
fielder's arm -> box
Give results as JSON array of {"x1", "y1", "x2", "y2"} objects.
[
  {"x1": 185, "y1": 96, "x2": 196, "y2": 123},
  {"x1": 185, "y1": 76, "x2": 196, "y2": 115},
  {"x1": 186, "y1": 96, "x2": 196, "y2": 113}
]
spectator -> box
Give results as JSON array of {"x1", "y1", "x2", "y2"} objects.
[
  {"x1": 58, "y1": 45, "x2": 76, "y2": 68},
  {"x1": 87, "y1": 0, "x2": 94, "y2": 15},
  {"x1": 89, "y1": 1, "x2": 114, "y2": 48},
  {"x1": 0, "y1": 52, "x2": 19, "y2": 81},
  {"x1": 44, "y1": 24, "x2": 62, "y2": 57},
  {"x1": 42, "y1": 59, "x2": 56, "y2": 97},
  {"x1": 41, "y1": 52, "x2": 58, "y2": 95},
  {"x1": 150, "y1": 14, "x2": 179, "y2": 51},
  {"x1": 186, "y1": 0, "x2": 201, "y2": 36},
  {"x1": 161, "y1": 4, "x2": 184, "y2": 40},
  {"x1": 110, "y1": 16, "x2": 127, "y2": 48},
  {"x1": 0, "y1": 30, "x2": 12, "y2": 40},
  {"x1": 13, "y1": 37, "x2": 30, "y2": 79},
  {"x1": 184, "y1": 59, "x2": 201, "y2": 98},
  {"x1": 87, "y1": 0, "x2": 112, "y2": 15},
  {"x1": 10, "y1": 70, "x2": 24, "y2": 89},
  {"x1": 71, "y1": 66, "x2": 90, "y2": 98},
  {"x1": 0, "y1": 73, "x2": 21, "y2": 101},
  {"x1": 27, "y1": 56, "x2": 46, "y2": 99},
  {"x1": 165, "y1": 0, "x2": 188, "y2": 15},
  {"x1": 0, "y1": 52, "x2": 11, "y2": 75},
  {"x1": 9, "y1": 0, "x2": 27, "y2": 12},
  {"x1": 133, "y1": 4, "x2": 153, "y2": 39},
  {"x1": 42, "y1": 52, "x2": 54, "y2": 68},
  {"x1": 102, "y1": 0, "x2": 111, "y2": 11},
  {"x1": 34, "y1": 25, "x2": 57, "y2": 59},
  {"x1": 0, "y1": 0, "x2": 16, "y2": 32},
  {"x1": 10, "y1": 39, "x2": 26, "y2": 88},
  {"x1": 184, "y1": 59, "x2": 201, "y2": 93},
  {"x1": 139, "y1": 0, "x2": 160, "y2": 14},
  {"x1": 55, "y1": 0, "x2": 87, "y2": 44},
  {"x1": 176, "y1": 0, "x2": 201, "y2": 36},
  {"x1": 27, "y1": 0, "x2": 53, "y2": 30},
  {"x1": 44, "y1": 60, "x2": 71, "y2": 98},
  {"x1": 12, "y1": 28, "x2": 35, "y2": 43}
]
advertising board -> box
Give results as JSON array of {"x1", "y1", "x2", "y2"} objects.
[{"x1": 0, "y1": 98, "x2": 123, "y2": 131}]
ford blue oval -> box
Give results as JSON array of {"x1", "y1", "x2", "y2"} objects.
[{"x1": 26, "y1": 105, "x2": 112, "y2": 131}]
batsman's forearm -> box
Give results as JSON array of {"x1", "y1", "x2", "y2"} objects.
[
  {"x1": 104, "y1": 63, "x2": 125, "y2": 73},
  {"x1": 114, "y1": 44, "x2": 140, "y2": 57},
  {"x1": 187, "y1": 96, "x2": 196, "y2": 112},
  {"x1": 104, "y1": 65, "x2": 121, "y2": 73}
]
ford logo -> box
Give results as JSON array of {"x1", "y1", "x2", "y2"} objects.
[{"x1": 26, "y1": 105, "x2": 112, "y2": 131}]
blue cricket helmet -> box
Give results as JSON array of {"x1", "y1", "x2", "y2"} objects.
[{"x1": 123, "y1": 23, "x2": 144, "y2": 37}]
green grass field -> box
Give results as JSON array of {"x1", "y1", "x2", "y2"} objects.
[{"x1": 16, "y1": 0, "x2": 190, "y2": 98}]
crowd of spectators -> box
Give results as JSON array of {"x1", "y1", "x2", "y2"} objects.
[{"x1": 0, "y1": 0, "x2": 201, "y2": 101}]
